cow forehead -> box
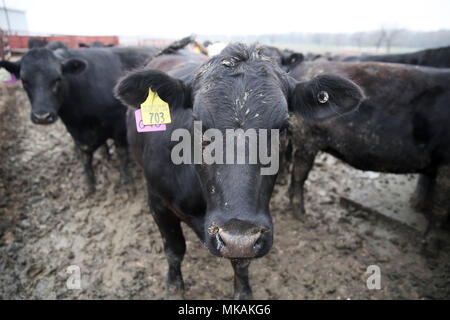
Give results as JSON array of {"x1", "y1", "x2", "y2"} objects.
[
  {"x1": 194, "y1": 80, "x2": 288, "y2": 130},
  {"x1": 196, "y1": 61, "x2": 288, "y2": 104},
  {"x1": 197, "y1": 76, "x2": 285, "y2": 106},
  {"x1": 195, "y1": 43, "x2": 286, "y2": 81},
  {"x1": 21, "y1": 52, "x2": 61, "y2": 78},
  {"x1": 192, "y1": 48, "x2": 289, "y2": 128}
]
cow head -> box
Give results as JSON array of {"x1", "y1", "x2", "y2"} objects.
[
  {"x1": 115, "y1": 43, "x2": 364, "y2": 259},
  {"x1": 0, "y1": 48, "x2": 86, "y2": 124}
]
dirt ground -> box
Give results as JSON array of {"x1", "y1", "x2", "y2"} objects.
[{"x1": 0, "y1": 83, "x2": 449, "y2": 300}]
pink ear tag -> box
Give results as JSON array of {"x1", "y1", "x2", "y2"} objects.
[
  {"x1": 135, "y1": 109, "x2": 166, "y2": 132},
  {"x1": 3, "y1": 73, "x2": 19, "y2": 85}
]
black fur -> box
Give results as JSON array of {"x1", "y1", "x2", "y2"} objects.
[
  {"x1": 115, "y1": 43, "x2": 363, "y2": 299},
  {"x1": 115, "y1": 69, "x2": 189, "y2": 109},
  {"x1": 1, "y1": 46, "x2": 158, "y2": 192},
  {"x1": 0, "y1": 60, "x2": 20, "y2": 78},
  {"x1": 290, "y1": 74, "x2": 364, "y2": 121},
  {"x1": 344, "y1": 45, "x2": 450, "y2": 68},
  {"x1": 288, "y1": 61, "x2": 450, "y2": 244},
  {"x1": 261, "y1": 45, "x2": 304, "y2": 72}
]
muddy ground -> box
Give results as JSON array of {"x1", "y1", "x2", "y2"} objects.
[{"x1": 0, "y1": 83, "x2": 449, "y2": 300}]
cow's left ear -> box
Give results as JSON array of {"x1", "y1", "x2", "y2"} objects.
[
  {"x1": 62, "y1": 59, "x2": 87, "y2": 75},
  {"x1": 288, "y1": 74, "x2": 364, "y2": 121},
  {"x1": 114, "y1": 68, "x2": 191, "y2": 110},
  {"x1": 0, "y1": 60, "x2": 21, "y2": 78}
]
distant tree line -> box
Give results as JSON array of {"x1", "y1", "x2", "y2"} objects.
[{"x1": 200, "y1": 29, "x2": 450, "y2": 52}]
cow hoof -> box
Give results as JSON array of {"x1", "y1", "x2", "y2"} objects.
[
  {"x1": 233, "y1": 291, "x2": 253, "y2": 300},
  {"x1": 290, "y1": 194, "x2": 306, "y2": 220},
  {"x1": 292, "y1": 210, "x2": 306, "y2": 221},
  {"x1": 84, "y1": 184, "x2": 96, "y2": 196},
  {"x1": 276, "y1": 175, "x2": 288, "y2": 185},
  {"x1": 166, "y1": 284, "x2": 185, "y2": 300},
  {"x1": 166, "y1": 292, "x2": 185, "y2": 300},
  {"x1": 290, "y1": 204, "x2": 306, "y2": 220}
]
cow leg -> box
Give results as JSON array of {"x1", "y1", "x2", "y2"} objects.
[
  {"x1": 276, "y1": 138, "x2": 292, "y2": 185},
  {"x1": 230, "y1": 259, "x2": 252, "y2": 300},
  {"x1": 150, "y1": 196, "x2": 186, "y2": 299},
  {"x1": 410, "y1": 174, "x2": 432, "y2": 211},
  {"x1": 423, "y1": 165, "x2": 450, "y2": 252},
  {"x1": 276, "y1": 151, "x2": 288, "y2": 185},
  {"x1": 75, "y1": 143, "x2": 95, "y2": 194},
  {"x1": 115, "y1": 144, "x2": 132, "y2": 186},
  {"x1": 102, "y1": 141, "x2": 111, "y2": 161},
  {"x1": 289, "y1": 148, "x2": 317, "y2": 219}
]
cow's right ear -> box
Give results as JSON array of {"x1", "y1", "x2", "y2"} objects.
[
  {"x1": 0, "y1": 60, "x2": 21, "y2": 79},
  {"x1": 288, "y1": 74, "x2": 364, "y2": 121},
  {"x1": 114, "y1": 69, "x2": 191, "y2": 109}
]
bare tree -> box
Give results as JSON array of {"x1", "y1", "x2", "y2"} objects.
[
  {"x1": 384, "y1": 29, "x2": 402, "y2": 53},
  {"x1": 352, "y1": 32, "x2": 364, "y2": 49},
  {"x1": 374, "y1": 28, "x2": 386, "y2": 51}
]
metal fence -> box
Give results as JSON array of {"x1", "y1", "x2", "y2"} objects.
[{"x1": 0, "y1": 28, "x2": 11, "y2": 60}]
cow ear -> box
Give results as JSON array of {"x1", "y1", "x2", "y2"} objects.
[
  {"x1": 62, "y1": 58, "x2": 87, "y2": 74},
  {"x1": 114, "y1": 69, "x2": 191, "y2": 110},
  {"x1": 0, "y1": 60, "x2": 21, "y2": 78},
  {"x1": 289, "y1": 74, "x2": 364, "y2": 121}
]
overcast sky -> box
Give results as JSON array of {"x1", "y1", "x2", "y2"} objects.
[{"x1": 4, "y1": 0, "x2": 450, "y2": 38}]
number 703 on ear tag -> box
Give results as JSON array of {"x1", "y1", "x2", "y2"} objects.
[
  {"x1": 141, "y1": 89, "x2": 172, "y2": 125},
  {"x1": 135, "y1": 109, "x2": 166, "y2": 132}
]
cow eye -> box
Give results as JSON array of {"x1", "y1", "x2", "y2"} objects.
[{"x1": 317, "y1": 90, "x2": 329, "y2": 104}]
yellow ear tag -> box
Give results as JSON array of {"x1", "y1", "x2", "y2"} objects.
[
  {"x1": 194, "y1": 45, "x2": 202, "y2": 54},
  {"x1": 140, "y1": 89, "x2": 172, "y2": 125}
]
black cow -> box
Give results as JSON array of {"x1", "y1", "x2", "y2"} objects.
[
  {"x1": 79, "y1": 41, "x2": 115, "y2": 49},
  {"x1": 262, "y1": 45, "x2": 304, "y2": 71},
  {"x1": 288, "y1": 61, "x2": 450, "y2": 244},
  {"x1": 115, "y1": 43, "x2": 363, "y2": 299},
  {"x1": 28, "y1": 38, "x2": 69, "y2": 51},
  {"x1": 28, "y1": 37, "x2": 48, "y2": 49},
  {"x1": 45, "y1": 41, "x2": 69, "y2": 51},
  {"x1": 0, "y1": 46, "x2": 158, "y2": 193},
  {"x1": 343, "y1": 46, "x2": 450, "y2": 68}
]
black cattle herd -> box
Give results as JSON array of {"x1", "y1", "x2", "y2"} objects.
[{"x1": 1, "y1": 37, "x2": 449, "y2": 299}]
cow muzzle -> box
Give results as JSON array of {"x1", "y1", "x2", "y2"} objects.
[
  {"x1": 31, "y1": 111, "x2": 57, "y2": 124},
  {"x1": 208, "y1": 219, "x2": 271, "y2": 258}
]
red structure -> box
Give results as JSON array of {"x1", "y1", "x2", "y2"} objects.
[{"x1": 7, "y1": 35, "x2": 119, "y2": 51}]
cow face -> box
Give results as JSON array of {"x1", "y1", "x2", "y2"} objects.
[
  {"x1": 115, "y1": 43, "x2": 364, "y2": 260},
  {"x1": 2, "y1": 48, "x2": 86, "y2": 124},
  {"x1": 190, "y1": 45, "x2": 293, "y2": 259}
]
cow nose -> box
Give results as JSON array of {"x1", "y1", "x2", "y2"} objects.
[
  {"x1": 210, "y1": 219, "x2": 269, "y2": 258},
  {"x1": 32, "y1": 111, "x2": 55, "y2": 124},
  {"x1": 33, "y1": 111, "x2": 52, "y2": 120}
]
